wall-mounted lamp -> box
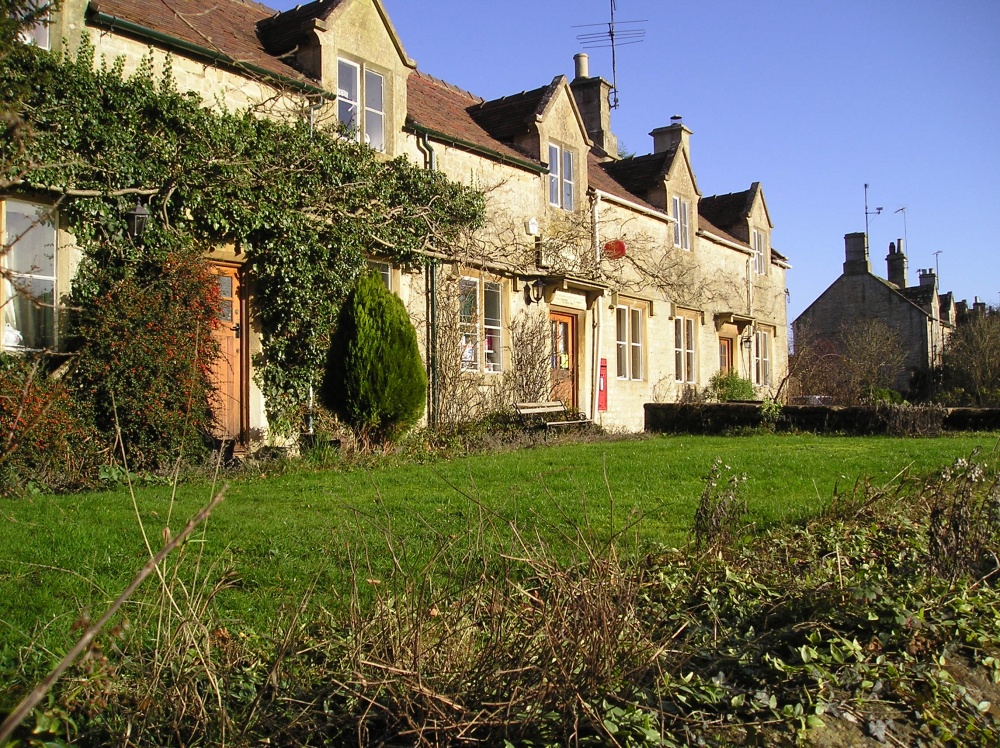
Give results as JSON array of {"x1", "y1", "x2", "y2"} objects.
[
  {"x1": 524, "y1": 277, "x2": 546, "y2": 305},
  {"x1": 125, "y1": 198, "x2": 150, "y2": 238},
  {"x1": 740, "y1": 334, "x2": 754, "y2": 350},
  {"x1": 524, "y1": 217, "x2": 539, "y2": 236}
]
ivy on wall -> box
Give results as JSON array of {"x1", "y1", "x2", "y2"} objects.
[{"x1": 1, "y1": 36, "x2": 484, "y2": 453}]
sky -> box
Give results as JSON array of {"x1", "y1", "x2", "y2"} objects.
[{"x1": 269, "y1": 0, "x2": 1000, "y2": 321}]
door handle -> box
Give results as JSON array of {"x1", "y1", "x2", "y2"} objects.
[{"x1": 232, "y1": 322, "x2": 241, "y2": 339}]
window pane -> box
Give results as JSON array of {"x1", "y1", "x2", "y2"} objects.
[
  {"x1": 563, "y1": 150, "x2": 574, "y2": 210},
  {"x1": 365, "y1": 111, "x2": 384, "y2": 151},
  {"x1": 680, "y1": 201, "x2": 690, "y2": 250},
  {"x1": 338, "y1": 100, "x2": 358, "y2": 131},
  {"x1": 685, "y1": 318, "x2": 695, "y2": 383},
  {"x1": 616, "y1": 308, "x2": 628, "y2": 377},
  {"x1": 338, "y1": 60, "x2": 358, "y2": 102},
  {"x1": 459, "y1": 278, "x2": 478, "y2": 324},
  {"x1": 365, "y1": 70, "x2": 385, "y2": 152},
  {"x1": 483, "y1": 282, "x2": 501, "y2": 327},
  {"x1": 630, "y1": 308, "x2": 642, "y2": 380},
  {"x1": 549, "y1": 145, "x2": 560, "y2": 205},
  {"x1": 484, "y1": 282, "x2": 502, "y2": 373},
  {"x1": 674, "y1": 318, "x2": 683, "y2": 382},
  {"x1": 365, "y1": 70, "x2": 384, "y2": 111},
  {"x1": 369, "y1": 261, "x2": 391, "y2": 290},
  {"x1": 6, "y1": 200, "x2": 55, "y2": 277},
  {"x1": 8, "y1": 277, "x2": 54, "y2": 350},
  {"x1": 338, "y1": 59, "x2": 359, "y2": 133},
  {"x1": 672, "y1": 197, "x2": 681, "y2": 246}
]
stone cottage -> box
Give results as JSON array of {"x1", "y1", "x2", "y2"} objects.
[{"x1": 4, "y1": 0, "x2": 791, "y2": 441}]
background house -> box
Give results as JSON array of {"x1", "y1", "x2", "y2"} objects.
[
  {"x1": 7, "y1": 0, "x2": 791, "y2": 439},
  {"x1": 793, "y1": 232, "x2": 955, "y2": 394}
]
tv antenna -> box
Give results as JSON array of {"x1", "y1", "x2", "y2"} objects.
[
  {"x1": 573, "y1": 0, "x2": 646, "y2": 109},
  {"x1": 864, "y1": 183, "x2": 882, "y2": 247},
  {"x1": 894, "y1": 206, "x2": 908, "y2": 251}
]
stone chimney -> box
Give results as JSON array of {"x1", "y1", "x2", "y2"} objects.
[
  {"x1": 843, "y1": 232, "x2": 871, "y2": 275},
  {"x1": 886, "y1": 238, "x2": 908, "y2": 288},
  {"x1": 973, "y1": 296, "x2": 987, "y2": 315},
  {"x1": 569, "y1": 54, "x2": 619, "y2": 160},
  {"x1": 650, "y1": 115, "x2": 691, "y2": 155},
  {"x1": 918, "y1": 268, "x2": 937, "y2": 289}
]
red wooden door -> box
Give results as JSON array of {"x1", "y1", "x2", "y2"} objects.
[
  {"x1": 549, "y1": 311, "x2": 576, "y2": 408},
  {"x1": 209, "y1": 264, "x2": 244, "y2": 441}
]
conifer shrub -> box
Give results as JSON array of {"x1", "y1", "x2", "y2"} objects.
[{"x1": 322, "y1": 273, "x2": 427, "y2": 445}]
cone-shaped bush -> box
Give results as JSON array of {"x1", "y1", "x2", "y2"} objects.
[{"x1": 322, "y1": 273, "x2": 427, "y2": 443}]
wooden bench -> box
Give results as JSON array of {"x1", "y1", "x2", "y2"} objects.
[{"x1": 513, "y1": 400, "x2": 592, "y2": 434}]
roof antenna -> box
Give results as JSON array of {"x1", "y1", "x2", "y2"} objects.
[
  {"x1": 863, "y1": 183, "x2": 882, "y2": 248},
  {"x1": 573, "y1": 0, "x2": 646, "y2": 109}
]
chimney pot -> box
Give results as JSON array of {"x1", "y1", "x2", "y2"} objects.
[
  {"x1": 844, "y1": 232, "x2": 871, "y2": 275},
  {"x1": 886, "y1": 239, "x2": 907, "y2": 287},
  {"x1": 574, "y1": 53, "x2": 589, "y2": 80}
]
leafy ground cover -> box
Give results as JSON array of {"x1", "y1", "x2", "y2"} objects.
[{"x1": 2, "y1": 432, "x2": 1000, "y2": 745}]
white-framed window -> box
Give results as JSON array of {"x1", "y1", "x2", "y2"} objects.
[
  {"x1": 17, "y1": 1, "x2": 50, "y2": 50},
  {"x1": 548, "y1": 144, "x2": 574, "y2": 211},
  {"x1": 672, "y1": 196, "x2": 691, "y2": 250},
  {"x1": 2, "y1": 199, "x2": 57, "y2": 351},
  {"x1": 459, "y1": 276, "x2": 503, "y2": 373},
  {"x1": 674, "y1": 315, "x2": 697, "y2": 383},
  {"x1": 615, "y1": 305, "x2": 643, "y2": 380},
  {"x1": 754, "y1": 329, "x2": 771, "y2": 387},
  {"x1": 368, "y1": 260, "x2": 392, "y2": 292},
  {"x1": 752, "y1": 229, "x2": 768, "y2": 275},
  {"x1": 338, "y1": 58, "x2": 385, "y2": 152}
]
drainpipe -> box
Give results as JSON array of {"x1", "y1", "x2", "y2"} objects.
[
  {"x1": 417, "y1": 131, "x2": 440, "y2": 426},
  {"x1": 590, "y1": 191, "x2": 603, "y2": 421}
]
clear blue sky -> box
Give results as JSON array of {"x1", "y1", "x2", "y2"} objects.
[{"x1": 270, "y1": 0, "x2": 1000, "y2": 321}]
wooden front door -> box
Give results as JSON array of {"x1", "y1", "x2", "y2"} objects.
[
  {"x1": 549, "y1": 311, "x2": 576, "y2": 408},
  {"x1": 719, "y1": 338, "x2": 733, "y2": 376},
  {"x1": 209, "y1": 263, "x2": 244, "y2": 442}
]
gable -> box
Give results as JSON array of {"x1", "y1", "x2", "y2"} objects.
[{"x1": 665, "y1": 146, "x2": 699, "y2": 200}]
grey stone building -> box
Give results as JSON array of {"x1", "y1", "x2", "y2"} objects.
[{"x1": 793, "y1": 232, "x2": 955, "y2": 393}]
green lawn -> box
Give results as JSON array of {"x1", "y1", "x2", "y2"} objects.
[{"x1": 2, "y1": 432, "x2": 997, "y2": 669}]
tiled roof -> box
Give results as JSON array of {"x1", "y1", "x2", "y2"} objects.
[
  {"x1": 469, "y1": 82, "x2": 554, "y2": 142},
  {"x1": 901, "y1": 284, "x2": 937, "y2": 307},
  {"x1": 406, "y1": 71, "x2": 541, "y2": 166},
  {"x1": 588, "y1": 153, "x2": 665, "y2": 214},
  {"x1": 600, "y1": 150, "x2": 675, "y2": 199},
  {"x1": 699, "y1": 187, "x2": 754, "y2": 233},
  {"x1": 257, "y1": 0, "x2": 347, "y2": 55},
  {"x1": 89, "y1": 0, "x2": 308, "y2": 82}
]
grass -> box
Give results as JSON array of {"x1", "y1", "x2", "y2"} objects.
[{"x1": 1, "y1": 432, "x2": 997, "y2": 675}]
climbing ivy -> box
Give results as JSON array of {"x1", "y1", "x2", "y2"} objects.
[{"x1": 1, "y1": 35, "x2": 484, "y2": 446}]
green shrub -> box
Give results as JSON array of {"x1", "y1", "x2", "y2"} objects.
[
  {"x1": 705, "y1": 371, "x2": 756, "y2": 402},
  {"x1": 322, "y1": 273, "x2": 427, "y2": 444},
  {"x1": 0, "y1": 354, "x2": 99, "y2": 494},
  {"x1": 69, "y1": 248, "x2": 219, "y2": 469}
]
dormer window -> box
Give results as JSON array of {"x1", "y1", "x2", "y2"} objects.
[
  {"x1": 17, "y1": 1, "x2": 50, "y2": 50},
  {"x1": 548, "y1": 144, "x2": 574, "y2": 211},
  {"x1": 337, "y1": 58, "x2": 385, "y2": 152},
  {"x1": 672, "y1": 196, "x2": 690, "y2": 250},
  {"x1": 752, "y1": 229, "x2": 768, "y2": 274}
]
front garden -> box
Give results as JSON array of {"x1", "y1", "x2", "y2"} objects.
[{"x1": 2, "y1": 432, "x2": 1000, "y2": 745}]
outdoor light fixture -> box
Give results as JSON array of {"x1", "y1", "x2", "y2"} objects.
[
  {"x1": 125, "y1": 198, "x2": 150, "y2": 238},
  {"x1": 524, "y1": 277, "x2": 546, "y2": 305}
]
